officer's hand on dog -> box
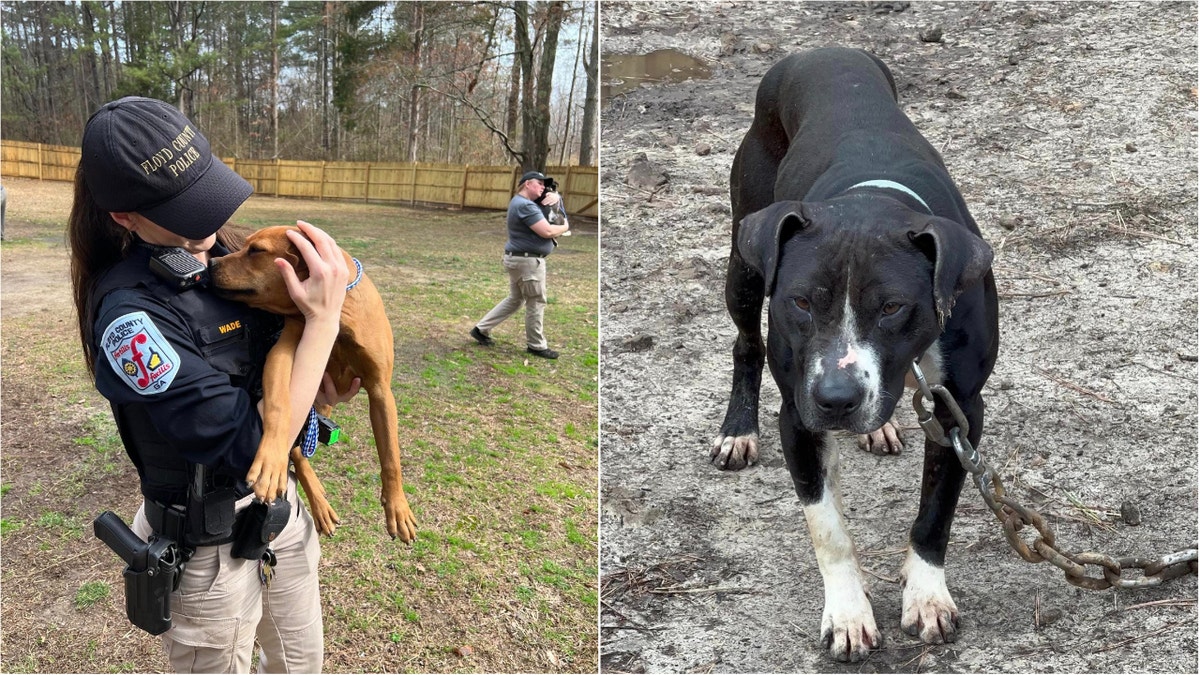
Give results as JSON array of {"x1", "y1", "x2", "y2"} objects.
[{"x1": 276, "y1": 220, "x2": 349, "y2": 324}]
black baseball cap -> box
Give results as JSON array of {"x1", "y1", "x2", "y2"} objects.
[
  {"x1": 519, "y1": 171, "x2": 547, "y2": 185},
  {"x1": 81, "y1": 96, "x2": 253, "y2": 239}
]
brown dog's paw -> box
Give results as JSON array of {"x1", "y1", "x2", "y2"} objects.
[
  {"x1": 307, "y1": 496, "x2": 341, "y2": 536},
  {"x1": 383, "y1": 494, "x2": 418, "y2": 543},
  {"x1": 246, "y1": 449, "x2": 291, "y2": 503}
]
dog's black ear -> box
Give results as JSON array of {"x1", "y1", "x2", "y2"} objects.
[
  {"x1": 736, "y1": 201, "x2": 813, "y2": 296},
  {"x1": 908, "y1": 218, "x2": 993, "y2": 327}
]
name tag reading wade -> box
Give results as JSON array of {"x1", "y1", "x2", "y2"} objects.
[{"x1": 102, "y1": 311, "x2": 181, "y2": 394}]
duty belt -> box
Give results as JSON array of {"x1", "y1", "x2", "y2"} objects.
[{"x1": 144, "y1": 499, "x2": 240, "y2": 548}]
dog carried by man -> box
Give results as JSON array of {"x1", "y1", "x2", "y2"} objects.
[{"x1": 710, "y1": 47, "x2": 999, "y2": 662}]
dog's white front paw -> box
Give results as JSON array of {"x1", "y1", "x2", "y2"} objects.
[
  {"x1": 856, "y1": 419, "x2": 904, "y2": 455},
  {"x1": 709, "y1": 433, "x2": 758, "y2": 470},
  {"x1": 819, "y1": 567, "x2": 880, "y2": 662},
  {"x1": 901, "y1": 551, "x2": 960, "y2": 644}
]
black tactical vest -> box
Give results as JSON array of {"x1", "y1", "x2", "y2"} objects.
[{"x1": 91, "y1": 242, "x2": 281, "y2": 505}]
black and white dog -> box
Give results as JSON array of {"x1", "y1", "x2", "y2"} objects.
[{"x1": 711, "y1": 47, "x2": 999, "y2": 662}]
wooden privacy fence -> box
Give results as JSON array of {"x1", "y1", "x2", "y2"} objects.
[{"x1": 0, "y1": 139, "x2": 598, "y2": 217}]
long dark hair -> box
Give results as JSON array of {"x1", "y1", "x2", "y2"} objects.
[{"x1": 68, "y1": 163, "x2": 247, "y2": 375}]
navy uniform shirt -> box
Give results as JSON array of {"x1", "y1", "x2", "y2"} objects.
[{"x1": 91, "y1": 242, "x2": 279, "y2": 504}]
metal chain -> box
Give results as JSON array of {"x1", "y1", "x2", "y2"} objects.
[{"x1": 909, "y1": 361, "x2": 1198, "y2": 590}]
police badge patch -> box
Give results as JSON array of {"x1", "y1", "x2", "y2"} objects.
[{"x1": 101, "y1": 311, "x2": 181, "y2": 394}]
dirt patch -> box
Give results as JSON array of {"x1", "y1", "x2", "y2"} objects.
[{"x1": 599, "y1": 2, "x2": 1197, "y2": 673}]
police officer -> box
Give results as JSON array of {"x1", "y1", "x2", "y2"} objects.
[
  {"x1": 469, "y1": 170, "x2": 571, "y2": 358},
  {"x1": 69, "y1": 96, "x2": 355, "y2": 673}
]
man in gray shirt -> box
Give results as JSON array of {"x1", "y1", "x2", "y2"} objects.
[{"x1": 471, "y1": 171, "x2": 571, "y2": 358}]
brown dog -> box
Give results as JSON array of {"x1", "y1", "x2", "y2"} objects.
[{"x1": 209, "y1": 225, "x2": 417, "y2": 543}]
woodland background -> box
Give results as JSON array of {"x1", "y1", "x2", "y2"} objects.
[{"x1": 0, "y1": 0, "x2": 599, "y2": 171}]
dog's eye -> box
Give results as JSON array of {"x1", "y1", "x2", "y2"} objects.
[
  {"x1": 882, "y1": 302, "x2": 903, "y2": 316},
  {"x1": 247, "y1": 246, "x2": 264, "y2": 255},
  {"x1": 794, "y1": 297, "x2": 811, "y2": 312}
]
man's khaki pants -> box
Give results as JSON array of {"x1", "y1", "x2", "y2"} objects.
[
  {"x1": 133, "y1": 475, "x2": 323, "y2": 673},
  {"x1": 476, "y1": 253, "x2": 549, "y2": 350}
]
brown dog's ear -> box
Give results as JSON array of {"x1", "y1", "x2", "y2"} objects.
[
  {"x1": 736, "y1": 201, "x2": 814, "y2": 296},
  {"x1": 282, "y1": 231, "x2": 309, "y2": 281},
  {"x1": 908, "y1": 218, "x2": 993, "y2": 328}
]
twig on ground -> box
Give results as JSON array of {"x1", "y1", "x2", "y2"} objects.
[
  {"x1": 859, "y1": 546, "x2": 907, "y2": 559},
  {"x1": 1093, "y1": 621, "x2": 1185, "y2": 653},
  {"x1": 1128, "y1": 360, "x2": 1194, "y2": 382},
  {"x1": 998, "y1": 290, "x2": 1072, "y2": 299},
  {"x1": 862, "y1": 566, "x2": 900, "y2": 584},
  {"x1": 1113, "y1": 598, "x2": 1197, "y2": 614},
  {"x1": 601, "y1": 554, "x2": 704, "y2": 602},
  {"x1": 1104, "y1": 225, "x2": 1188, "y2": 246},
  {"x1": 898, "y1": 644, "x2": 935, "y2": 670},
  {"x1": 1035, "y1": 367, "x2": 1116, "y2": 404},
  {"x1": 648, "y1": 585, "x2": 756, "y2": 596}
]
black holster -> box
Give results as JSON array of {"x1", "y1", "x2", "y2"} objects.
[{"x1": 94, "y1": 511, "x2": 180, "y2": 635}]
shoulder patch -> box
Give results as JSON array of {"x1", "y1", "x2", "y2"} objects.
[{"x1": 101, "y1": 311, "x2": 181, "y2": 394}]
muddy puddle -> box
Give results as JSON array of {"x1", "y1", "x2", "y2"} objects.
[{"x1": 601, "y1": 48, "x2": 712, "y2": 99}]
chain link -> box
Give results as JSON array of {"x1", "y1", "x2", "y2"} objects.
[{"x1": 908, "y1": 361, "x2": 1198, "y2": 591}]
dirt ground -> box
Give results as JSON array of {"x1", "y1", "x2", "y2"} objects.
[{"x1": 599, "y1": 2, "x2": 1197, "y2": 673}]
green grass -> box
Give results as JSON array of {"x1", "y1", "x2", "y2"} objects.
[
  {"x1": 74, "y1": 582, "x2": 111, "y2": 609},
  {"x1": 0, "y1": 180, "x2": 598, "y2": 673}
]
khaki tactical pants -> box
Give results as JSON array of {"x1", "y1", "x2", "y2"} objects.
[
  {"x1": 133, "y1": 474, "x2": 323, "y2": 674},
  {"x1": 476, "y1": 253, "x2": 549, "y2": 350}
]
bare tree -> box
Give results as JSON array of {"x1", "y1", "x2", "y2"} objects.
[
  {"x1": 513, "y1": 0, "x2": 564, "y2": 171},
  {"x1": 578, "y1": 0, "x2": 598, "y2": 166}
]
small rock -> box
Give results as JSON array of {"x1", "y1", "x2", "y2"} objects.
[
  {"x1": 1007, "y1": 53, "x2": 1020, "y2": 66},
  {"x1": 625, "y1": 152, "x2": 669, "y2": 191},
  {"x1": 1125, "y1": 142, "x2": 1138, "y2": 153},
  {"x1": 1120, "y1": 501, "x2": 1141, "y2": 526},
  {"x1": 946, "y1": 89, "x2": 967, "y2": 100},
  {"x1": 1040, "y1": 608, "x2": 1064, "y2": 626},
  {"x1": 622, "y1": 335, "x2": 654, "y2": 353},
  {"x1": 1177, "y1": 352, "x2": 1198, "y2": 363},
  {"x1": 1018, "y1": 9, "x2": 1044, "y2": 26},
  {"x1": 719, "y1": 32, "x2": 737, "y2": 56},
  {"x1": 999, "y1": 215, "x2": 1022, "y2": 230},
  {"x1": 753, "y1": 42, "x2": 774, "y2": 54},
  {"x1": 453, "y1": 645, "x2": 474, "y2": 657},
  {"x1": 694, "y1": 143, "x2": 712, "y2": 156},
  {"x1": 919, "y1": 26, "x2": 944, "y2": 43}
]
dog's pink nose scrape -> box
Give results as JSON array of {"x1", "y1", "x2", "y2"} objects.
[{"x1": 837, "y1": 347, "x2": 858, "y2": 370}]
